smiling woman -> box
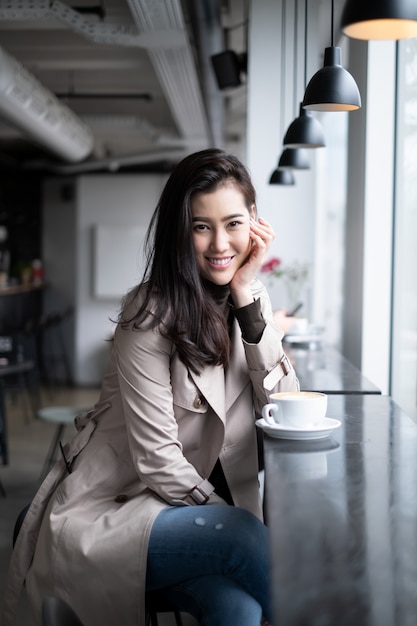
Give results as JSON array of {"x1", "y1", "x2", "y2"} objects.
[
  {"x1": 2, "y1": 149, "x2": 298, "y2": 626},
  {"x1": 191, "y1": 183, "x2": 254, "y2": 287}
]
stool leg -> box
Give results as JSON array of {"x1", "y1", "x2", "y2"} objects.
[
  {"x1": 147, "y1": 611, "x2": 158, "y2": 626},
  {"x1": 39, "y1": 423, "x2": 65, "y2": 481},
  {"x1": 0, "y1": 380, "x2": 8, "y2": 466}
]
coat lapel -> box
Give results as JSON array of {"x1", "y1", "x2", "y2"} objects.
[
  {"x1": 190, "y1": 319, "x2": 250, "y2": 421},
  {"x1": 190, "y1": 364, "x2": 226, "y2": 424},
  {"x1": 225, "y1": 318, "x2": 250, "y2": 411}
]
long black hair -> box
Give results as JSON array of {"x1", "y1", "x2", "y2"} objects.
[{"x1": 119, "y1": 148, "x2": 256, "y2": 373}]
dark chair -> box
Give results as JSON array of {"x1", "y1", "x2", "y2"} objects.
[
  {"x1": 0, "y1": 332, "x2": 40, "y2": 424},
  {"x1": 13, "y1": 505, "x2": 184, "y2": 626},
  {"x1": 26, "y1": 308, "x2": 74, "y2": 389}
]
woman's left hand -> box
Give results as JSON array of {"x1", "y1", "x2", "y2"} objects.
[{"x1": 230, "y1": 217, "x2": 275, "y2": 307}]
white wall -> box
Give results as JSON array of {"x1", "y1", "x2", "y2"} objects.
[{"x1": 43, "y1": 173, "x2": 167, "y2": 385}]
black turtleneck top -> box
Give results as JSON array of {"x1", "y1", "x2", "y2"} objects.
[{"x1": 206, "y1": 282, "x2": 267, "y2": 504}]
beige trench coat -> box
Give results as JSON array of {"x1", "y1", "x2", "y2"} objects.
[{"x1": 1, "y1": 278, "x2": 299, "y2": 626}]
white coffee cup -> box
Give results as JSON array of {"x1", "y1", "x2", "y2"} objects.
[{"x1": 262, "y1": 391, "x2": 328, "y2": 429}]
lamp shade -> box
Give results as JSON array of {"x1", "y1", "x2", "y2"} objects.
[
  {"x1": 302, "y1": 47, "x2": 361, "y2": 112},
  {"x1": 341, "y1": 0, "x2": 417, "y2": 40},
  {"x1": 283, "y1": 103, "x2": 326, "y2": 148},
  {"x1": 269, "y1": 168, "x2": 296, "y2": 185},
  {"x1": 278, "y1": 148, "x2": 310, "y2": 170}
]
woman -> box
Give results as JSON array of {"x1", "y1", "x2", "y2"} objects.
[{"x1": 2, "y1": 149, "x2": 299, "y2": 626}]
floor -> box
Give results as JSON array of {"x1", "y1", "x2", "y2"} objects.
[{"x1": 0, "y1": 384, "x2": 197, "y2": 625}]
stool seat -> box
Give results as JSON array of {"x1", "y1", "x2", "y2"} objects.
[
  {"x1": 37, "y1": 406, "x2": 88, "y2": 481},
  {"x1": 37, "y1": 406, "x2": 84, "y2": 425}
]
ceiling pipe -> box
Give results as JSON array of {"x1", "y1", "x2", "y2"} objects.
[
  {"x1": 126, "y1": 0, "x2": 210, "y2": 146},
  {"x1": 186, "y1": 0, "x2": 225, "y2": 148},
  {"x1": 22, "y1": 147, "x2": 190, "y2": 174},
  {"x1": 0, "y1": 45, "x2": 94, "y2": 162}
]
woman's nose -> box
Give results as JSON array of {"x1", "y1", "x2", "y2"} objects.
[{"x1": 210, "y1": 229, "x2": 228, "y2": 252}]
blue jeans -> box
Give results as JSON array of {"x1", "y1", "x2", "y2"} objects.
[{"x1": 146, "y1": 505, "x2": 271, "y2": 626}]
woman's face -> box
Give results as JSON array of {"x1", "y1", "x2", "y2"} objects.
[{"x1": 191, "y1": 182, "x2": 254, "y2": 286}]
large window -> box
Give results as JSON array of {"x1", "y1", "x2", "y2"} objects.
[
  {"x1": 391, "y1": 39, "x2": 417, "y2": 420},
  {"x1": 314, "y1": 111, "x2": 348, "y2": 349}
]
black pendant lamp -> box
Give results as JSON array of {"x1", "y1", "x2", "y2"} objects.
[
  {"x1": 341, "y1": 0, "x2": 417, "y2": 40},
  {"x1": 278, "y1": 147, "x2": 310, "y2": 170},
  {"x1": 302, "y1": 0, "x2": 361, "y2": 112},
  {"x1": 269, "y1": 167, "x2": 296, "y2": 185},
  {"x1": 284, "y1": 103, "x2": 326, "y2": 147},
  {"x1": 284, "y1": 0, "x2": 325, "y2": 148}
]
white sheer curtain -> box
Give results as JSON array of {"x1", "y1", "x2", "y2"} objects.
[{"x1": 391, "y1": 38, "x2": 417, "y2": 420}]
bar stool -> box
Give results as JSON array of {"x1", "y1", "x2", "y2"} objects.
[{"x1": 37, "y1": 406, "x2": 86, "y2": 481}]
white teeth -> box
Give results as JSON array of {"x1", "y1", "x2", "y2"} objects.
[{"x1": 209, "y1": 257, "x2": 231, "y2": 266}]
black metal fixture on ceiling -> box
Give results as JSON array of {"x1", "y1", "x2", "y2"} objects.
[
  {"x1": 211, "y1": 8, "x2": 249, "y2": 93},
  {"x1": 302, "y1": 0, "x2": 361, "y2": 111},
  {"x1": 283, "y1": 0, "x2": 325, "y2": 149},
  {"x1": 341, "y1": 0, "x2": 417, "y2": 40},
  {"x1": 211, "y1": 50, "x2": 247, "y2": 89}
]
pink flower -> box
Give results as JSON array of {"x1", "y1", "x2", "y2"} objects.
[{"x1": 261, "y1": 257, "x2": 281, "y2": 273}]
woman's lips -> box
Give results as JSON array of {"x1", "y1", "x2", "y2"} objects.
[{"x1": 206, "y1": 256, "x2": 233, "y2": 268}]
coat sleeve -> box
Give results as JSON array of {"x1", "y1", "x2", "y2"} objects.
[
  {"x1": 241, "y1": 278, "x2": 300, "y2": 414},
  {"x1": 113, "y1": 322, "x2": 217, "y2": 506}
]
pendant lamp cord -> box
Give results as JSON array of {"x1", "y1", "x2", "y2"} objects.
[
  {"x1": 304, "y1": 0, "x2": 307, "y2": 88},
  {"x1": 280, "y1": 0, "x2": 286, "y2": 138},
  {"x1": 331, "y1": 0, "x2": 334, "y2": 46},
  {"x1": 244, "y1": 0, "x2": 249, "y2": 65},
  {"x1": 293, "y1": 0, "x2": 298, "y2": 115}
]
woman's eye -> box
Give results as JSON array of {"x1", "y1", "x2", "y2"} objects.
[
  {"x1": 228, "y1": 220, "x2": 241, "y2": 228},
  {"x1": 194, "y1": 224, "x2": 209, "y2": 231}
]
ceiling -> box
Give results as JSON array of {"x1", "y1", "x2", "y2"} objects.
[
  {"x1": 0, "y1": 0, "x2": 345, "y2": 175},
  {"x1": 0, "y1": 0, "x2": 248, "y2": 174}
]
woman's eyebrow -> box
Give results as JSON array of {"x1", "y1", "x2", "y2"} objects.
[{"x1": 192, "y1": 212, "x2": 246, "y2": 222}]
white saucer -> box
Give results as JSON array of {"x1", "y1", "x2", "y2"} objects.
[
  {"x1": 255, "y1": 417, "x2": 341, "y2": 441},
  {"x1": 284, "y1": 333, "x2": 323, "y2": 345}
]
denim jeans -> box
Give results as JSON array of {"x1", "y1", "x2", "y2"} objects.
[{"x1": 146, "y1": 505, "x2": 271, "y2": 626}]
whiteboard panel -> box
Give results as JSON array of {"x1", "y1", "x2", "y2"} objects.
[{"x1": 93, "y1": 225, "x2": 146, "y2": 299}]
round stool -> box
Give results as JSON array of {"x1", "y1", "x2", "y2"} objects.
[{"x1": 37, "y1": 406, "x2": 87, "y2": 480}]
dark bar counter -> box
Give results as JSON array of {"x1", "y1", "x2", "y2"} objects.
[
  {"x1": 284, "y1": 343, "x2": 381, "y2": 394},
  {"x1": 263, "y1": 394, "x2": 417, "y2": 626}
]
